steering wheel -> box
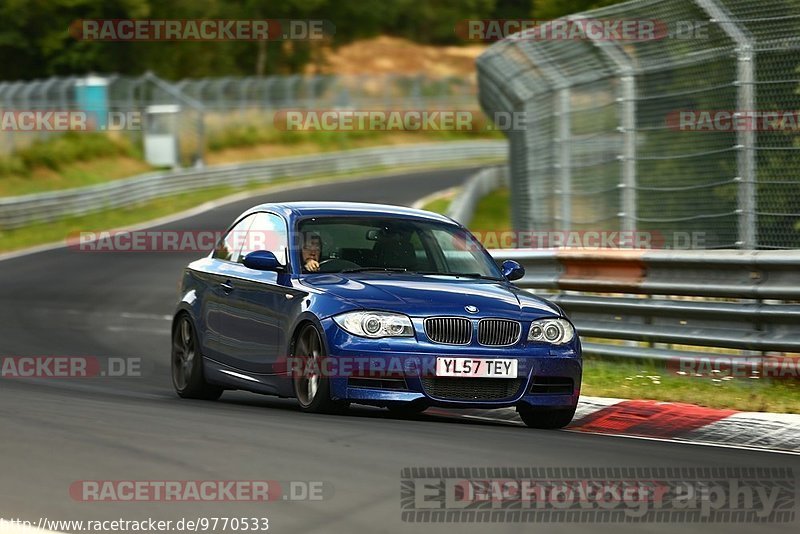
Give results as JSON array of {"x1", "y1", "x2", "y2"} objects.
[{"x1": 316, "y1": 258, "x2": 361, "y2": 273}]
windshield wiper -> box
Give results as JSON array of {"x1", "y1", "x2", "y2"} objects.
[
  {"x1": 417, "y1": 271, "x2": 503, "y2": 281},
  {"x1": 341, "y1": 267, "x2": 411, "y2": 274}
]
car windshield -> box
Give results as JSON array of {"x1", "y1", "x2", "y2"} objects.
[{"x1": 296, "y1": 216, "x2": 502, "y2": 279}]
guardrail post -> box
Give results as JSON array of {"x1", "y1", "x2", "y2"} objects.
[{"x1": 695, "y1": 0, "x2": 757, "y2": 249}]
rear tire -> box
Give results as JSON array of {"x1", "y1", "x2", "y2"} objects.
[
  {"x1": 292, "y1": 324, "x2": 349, "y2": 414},
  {"x1": 517, "y1": 404, "x2": 576, "y2": 429},
  {"x1": 171, "y1": 314, "x2": 223, "y2": 401}
]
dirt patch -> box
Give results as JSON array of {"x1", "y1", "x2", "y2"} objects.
[{"x1": 306, "y1": 36, "x2": 485, "y2": 77}]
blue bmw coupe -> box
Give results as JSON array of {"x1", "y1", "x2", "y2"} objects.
[{"x1": 172, "y1": 202, "x2": 582, "y2": 428}]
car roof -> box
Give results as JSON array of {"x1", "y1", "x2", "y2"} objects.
[{"x1": 248, "y1": 201, "x2": 458, "y2": 225}]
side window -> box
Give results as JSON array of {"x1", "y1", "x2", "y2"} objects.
[
  {"x1": 213, "y1": 215, "x2": 255, "y2": 262},
  {"x1": 241, "y1": 212, "x2": 289, "y2": 265}
]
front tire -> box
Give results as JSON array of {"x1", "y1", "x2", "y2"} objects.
[
  {"x1": 517, "y1": 404, "x2": 576, "y2": 429},
  {"x1": 292, "y1": 324, "x2": 348, "y2": 414},
  {"x1": 171, "y1": 314, "x2": 223, "y2": 400}
]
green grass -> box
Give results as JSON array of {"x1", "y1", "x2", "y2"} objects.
[
  {"x1": 582, "y1": 357, "x2": 800, "y2": 414},
  {"x1": 0, "y1": 134, "x2": 154, "y2": 196},
  {"x1": 469, "y1": 186, "x2": 511, "y2": 232},
  {"x1": 422, "y1": 186, "x2": 511, "y2": 232},
  {"x1": 0, "y1": 133, "x2": 137, "y2": 174},
  {"x1": 421, "y1": 195, "x2": 452, "y2": 214}
]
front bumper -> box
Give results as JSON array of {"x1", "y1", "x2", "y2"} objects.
[{"x1": 320, "y1": 317, "x2": 582, "y2": 410}]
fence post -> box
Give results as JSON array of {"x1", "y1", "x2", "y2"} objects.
[
  {"x1": 695, "y1": 0, "x2": 757, "y2": 249},
  {"x1": 521, "y1": 40, "x2": 571, "y2": 232},
  {"x1": 580, "y1": 20, "x2": 637, "y2": 235},
  {"x1": 620, "y1": 71, "x2": 637, "y2": 235},
  {"x1": 557, "y1": 88, "x2": 572, "y2": 230}
]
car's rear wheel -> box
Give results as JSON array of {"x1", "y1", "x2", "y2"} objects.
[
  {"x1": 171, "y1": 314, "x2": 223, "y2": 400},
  {"x1": 292, "y1": 324, "x2": 348, "y2": 414},
  {"x1": 517, "y1": 404, "x2": 576, "y2": 429}
]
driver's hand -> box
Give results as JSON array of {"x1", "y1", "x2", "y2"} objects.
[{"x1": 305, "y1": 259, "x2": 320, "y2": 272}]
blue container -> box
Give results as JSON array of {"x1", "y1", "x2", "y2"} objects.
[{"x1": 75, "y1": 76, "x2": 109, "y2": 130}]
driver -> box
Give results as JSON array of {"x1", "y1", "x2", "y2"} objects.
[{"x1": 302, "y1": 232, "x2": 322, "y2": 272}]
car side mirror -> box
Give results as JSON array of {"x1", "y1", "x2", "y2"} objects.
[
  {"x1": 501, "y1": 259, "x2": 525, "y2": 281},
  {"x1": 243, "y1": 250, "x2": 282, "y2": 272}
]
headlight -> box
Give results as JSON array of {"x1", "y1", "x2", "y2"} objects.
[
  {"x1": 333, "y1": 311, "x2": 414, "y2": 338},
  {"x1": 528, "y1": 318, "x2": 574, "y2": 345}
]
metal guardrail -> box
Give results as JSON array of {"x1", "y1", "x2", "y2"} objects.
[
  {"x1": 446, "y1": 165, "x2": 507, "y2": 225},
  {"x1": 0, "y1": 141, "x2": 505, "y2": 229},
  {"x1": 487, "y1": 248, "x2": 800, "y2": 361}
]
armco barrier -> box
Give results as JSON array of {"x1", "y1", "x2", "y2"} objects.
[
  {"x1": 0, "y1": 141, "x2": 505, "y2": 229},
  {"x1": 446, "y1": 165, "x2": 507, "y2": 225},
  {"x1": 487, "y1": 248, "x2": 800, "y2": 361}
]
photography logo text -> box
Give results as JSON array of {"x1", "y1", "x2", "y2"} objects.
[{"x1": 401, "y1": 467, "x2": 795, "y2": 522}]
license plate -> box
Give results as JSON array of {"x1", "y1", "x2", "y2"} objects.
[{"x1": 435, "y1": 357, "x2": 517, "y2": 378}]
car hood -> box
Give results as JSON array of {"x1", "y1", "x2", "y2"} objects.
[{"x1": 300, "y1": 274, "x2": 561, "y2": 319}]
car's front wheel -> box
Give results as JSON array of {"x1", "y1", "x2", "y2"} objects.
[
  {"x1": 517, "y1": 404, "x2": 576, "y2": 429},
  {"x1": 292, "y1": 324, "x2": 348, "y2": 414},
  {"x1": 171, "y1": 314, "x2": 223, "y2": 400}
]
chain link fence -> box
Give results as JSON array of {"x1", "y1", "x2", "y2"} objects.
[
  {"x1": 0, "y1": 72, "x2": 477, "y2": 166},
  {"x1": 477, "y1": 0, "x2": 800, "y2": 249}
]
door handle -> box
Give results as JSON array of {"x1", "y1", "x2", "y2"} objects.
[{"x1": 220, "y1": 281, "x2": 235, "y2": 293}]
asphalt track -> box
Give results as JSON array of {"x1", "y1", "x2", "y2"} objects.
[{"x1": 0, "y1": 167, "x2": 797, "y2": 534}]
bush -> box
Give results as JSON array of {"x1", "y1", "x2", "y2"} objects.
[{"x1": 0, "y1": 133, "x2": 134, "y2": 176}]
